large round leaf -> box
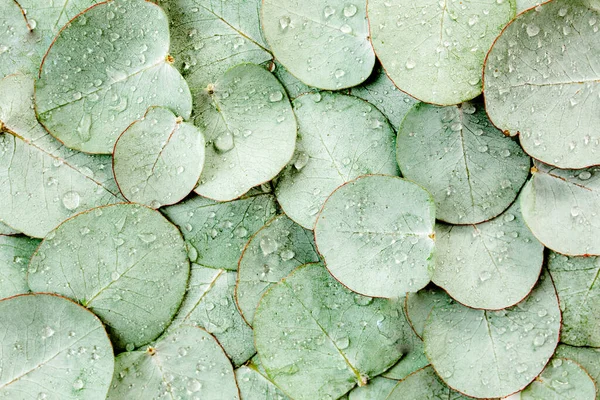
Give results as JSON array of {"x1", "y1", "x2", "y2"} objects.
[
  {"x1": 35, "y1": 0, "x2": 192, "y2": 154},
  {"x1": 405, "y1": 287, "x2": 453, "y2": 338},
  {"x1": 0, "y1": 235, "x2": 39, "y2": 299},
  {"x1": 107, "y1": 325, "x2": 240, "y2": 400},
  {"x1": 236, "y1": 359, "x2": 291, "y2": 400},
  {"x1": 315, "y1": 175, "x2": 435, "y2": 298},
  {"x1": 28, "y1": 203, "x2": 190, "y2": 351},
  {"x1": 236, "y1": 214, "x2": 320, "y2": 325},
  {"x1": 521, "y1": 358, "x2": 597, "y2": 400},
  {"x1": 433, "y1": 201, "x2": 544, "y2": 309},
  {"x1": 254, "y1": 263, "x2": 409, "y2": 400},
  {"x1": 368, "y1": 0, "x2": 515, "y2": 105},
  {"x1": 193, "y1": 63, "x2": 297, "y2": 201},
  {"x1": 387, "y1": 366, "x2": 472, "y2": 400},
  {"x1": 261, "y1": 0, "x2": 375, "y2": 90},
  {"x1": 113, "y1": 107, "x2": 205, "y2": 208},
  {"x1": 397, "y1": 101, "x2": 530, "y2": 224},
  {"x1": 520, "y1": 162, "x2": 600, "y2": 256},
  {"x1": 0, "y1": 73, "x2": 121, "y2": 238},
  {"x1": 276, "y1": 92, "x2": 400, "y2": 229},
  {"x1": 484, "y1": 0, "x2": 600, "y2": 168},
  {"x1": 556, "y1": 345, "x2": 600, "y2": 400},
  {"x1": 424, "y1": 271, "x2": 561, "y2": 398},
  {"x1": 163, "y1": 192, "x2": 277, "y2": 271},
  {"x1": 0, "y1": 293, "x2": 114, "y2": 399},
  {"x1": 348, "y1": 376, "x2": 398, "y2": 400}
]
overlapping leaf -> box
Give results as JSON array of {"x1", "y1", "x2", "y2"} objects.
[
  {"x1": 387, "y1": 366, "x2": 472, "y2": 400},
  {"x1": 0, "y1": 235, "x2": 39, "y2": 298},
  {"x1": 521, "y1": 358, "x2": 596, "y2": 400},
  {"x1": 556, "y1": 345, "x2": 600, "y2": 400}
]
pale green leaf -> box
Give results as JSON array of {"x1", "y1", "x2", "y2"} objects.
[
  {"x1": 555, "y1": 345, "x2": 600, "y2": 400},
  {"x1": 348, "y1": 376, "x2": 397, "y2": 400},
  {"x1": 0, "y1": 235, "x2": 39, "y2": 299},
  {"x1": 386, "y1": 366, "x2": 472, "y2": 400},
  {"x1": 521, "y1": 358, "x2": 597, "y2": 400},
  {"x1": 405, "y1": 287, "x2": 453, "y2": 338},
  {"x1": 236, "y1": 361, "x2": 291, "y2": 400}
]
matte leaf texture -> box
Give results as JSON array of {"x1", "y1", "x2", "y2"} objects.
[
  {"x1": 113, "y1": 107, "x2": 205, "y2": 208},
  {"x1": 0, "y1": 235, "x2": 39, "y2": 298},
  {"x1": 35, "y1": 0, "x2": 192, "y2": 154},
  {"x1": 193, "y1": 63, "x2": 297, "y2": 201},
  {"x1": 433, "y1": 201, "x2": 544, "y2": 310},
  {"x1": 236, "y1": 214, "x2": 320, "y2": 325},
  {"x1": 424, "y1": 271, "x2": 561, "y2": 398},
  {"x1": 397, "y1": 100, "x2": 530, "y2": 224},
  {"x1": 315, "y1": 175, "x2": 435, "y2": 298},
  {"x1": 405, "y1": 286, "x2": 453, "y2": 338},
  {"x1": 520, "y1": 161, "x2": 600, "y2": 256},
  {"x1": 261, "y1": 0, "x2": 375, "y2": 90},
  {"x1": 548, "y1": 251, "x2": 600, "y2": 347},
  {"x1": 521, "y1": 358, "x2": 597, "y2": 400},
  {"x1": 0, "y1": 293, "x2": 114, "y2": 399},
  {"x1": 347, "y1": 376, "x2": 397, "y2": 400},
  {"x1": 236, "y1": 360, "x2": 291, "y2": 400},
  {"x1": 28, "y1": 203, "x2": 190, "y2": 351},
  {"x1": 107, "y1": 325, "x2": 240, "y2": 400},
  {"x1": 386, "y1": 366, "x2": 472, "y2": 400},
  {"x1": 555, "y1": 345, "x2": 600, "y2": 400},
  {"x1": 484, "y1": 0, "x2": 600, "y2": 169},
  {"x1": 0, "y1": 73, "x2": 121, "y2": 238},
  {"x1": 276, "y1": 92, "x2": 400, "y2": 229},
  {"x1": 254, "y1": 263, "x2": 410, "y2": 400},
  {"x1": 368, "y1": 0, "x2": 516, "y2": 105}
]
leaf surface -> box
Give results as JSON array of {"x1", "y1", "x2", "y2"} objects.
[
  {"x1": 556, "y1": 345, "x2": 600, "y2": 400},
  {"x1": 236, "y1": 360, "x2": 291, "y2": 400},
  {"x1": 386, "y1": 366, "x2": 472, "y2": 400},
  {"x1": 0, "y1": 235, "x2": 39, "y2": 298},
  {"x1": 405, "y1": 287, "x2": 453, "y2": 338},
  {"x1": 521, "y1": 358, "x2": 596, "y2": 400}
]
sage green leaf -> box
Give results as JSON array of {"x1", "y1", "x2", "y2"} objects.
[
  {"x1": 348, "y1": 376, "x2": 397, "y2": 400},
  {"x1": 236, "y1": 361, "x2": 291, "y2": 400},
  {"x1": 0, "y1": 0, "x2": 36, "y2": 79},
  {"x1": 270, "y1": 60, "x2": 313, "y2": 99},
  {"x1": 386, "y1": 366, "x2": 472, "y2": 400},
  {"x1": 35, "y1": 0, "x2": 192, "y2": 154},
  {"x1": 0, "y1": 73, "x2": 120, "y2": 238},
  {"x1": 0, "y1": 235, "x2": 39, "y2": 299},
  {"x1": 484, "y1": 0, "x2": 600, "y2": 168},
  {"x1": 406, "y1": 287, "x2": 453, "y2": 338},
  {"x1": 193, "y1": 63, "x2": 297, "y2": 201},
  {"x1": 315, "y1": 175, "x2": 435, "y2": 298},
  {"x1": 261, "y1": 0, "x2": 375, "y2": 90},
  {"x1": 397, "y1": 101, "x2": 530, "y2": 224},
  {"x1": 433, "y1": 202, "x2": 544, "y2": 310},
  {"x1": 28, "y1": 204, "x2": 189, "y2": 351},
  {"x1": 548, "y1": 251, "x2": 600, "y2": 347},
  {"x1": 424, "y1": 271, "x2": 561, "y2": 398},
  {"x1": 520, "y1": 162, "x2": 600, "y2": 256},
  {"x1": 169, "y1": 264, "x2": 254, "y2": 367},
  {"x1": 521, "y1": 358, "x2": 597, "y2": 400},
  {"x1": 254, "y1": 263, "x2": 409, "y2": 400},
  {"x1": 0, "y1": 293, "x2": 114, "y2": 399},
  {"x1": 113, "y1": 107, "x2": 205, "y2": 208},
  {"x1": 107, "y1": 325, "x2": 239, "y2": 400},
  {"x1": 163, "y1": 192, "x2": 277, "y2": 271},
  {"x1": 236, "y1": 214, "x2": 320, "y2": 325},
  {"x1": 556, "y1": 345, "x2": 600, "y2": 400},
  {"x1": 0, "y1": 222, "x2": 19, "y2": 236},
  {"x1": 275, "y1": 92, "x2": 400, "y2": 229},
  {"x1": 368, "y1": 0, "x2": 515, "y2": 105}
]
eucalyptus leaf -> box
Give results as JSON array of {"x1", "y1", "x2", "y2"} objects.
[
  {"x1": 386, "y1": 366, "x2": 472, "y2": 400},
  {"x1": 424, "y1": 271, "x2": 561, "y2": 398},
  {"x1": 0, "y1": 73, "x2": 120, "y2": 238},
  {"x1": 35, "y1": 0, "x2": 192, "y2": 154},
  {"x1": 521, "y1": 358, "x2": 596, "y2": 400},
  {"x1": 397, "y1": 100, "x2": 530, "y2": 224},
  {"x1": 315, "y1": 175, "x2": 435, "y2": 298},
  {"x1": 0, "y1": 235, "x2": 39, "y2": 299},
  {"x1": 193, "y1": 63, "x2": 297, "y2": 201},
  {"x1": 368, "y1": 0, "x2": 515, "y2": 105},
  {"x1": 0, "y1": 0, "x2": 37, "y2": 79},
  {"x1": 275, "y1": 92, "x2": 400, "y2": 229},
  {"x1": 261, "y1": 0, "x2": 375, "y2": 90},
  {"x1": 113, "y1": 107, "x2": 205, "y2": 208},
  {"x1": 254, "y1": 263, "x2": 409, "y2": 400},
  {"x1": 236, "y1": 361, "x2": 291, "y2": 400},
  {"x1": 236, "y1": 214, "x2": 320, "y2": 325},
  {"x1": 0, "y1": 293, "x2": 114, "y2": 399},
  {"x1": 163, "y1": 192, "x2": 277, "y2": 271},
  {"x1": 555, "y1": 345, "x2": 600, "y2": 400},
  {"x1": 484, "y1": 0, "x2": 600, "y2": 168},
  {"x1": 405, "y1": 287, "x2": 453, "y2": 338},
  {"x1": 107, "y1": 325, "x2": 240, "y2": 400},
  {"x1": 347, "y1": 376, "x2": 397, "y2": 400},
  {"x1": 28, "y1": 204, "x2": 190, "y2": 351}
]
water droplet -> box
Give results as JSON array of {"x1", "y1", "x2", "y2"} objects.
[
  {"x1": 260, "y1": 236, "x2": 278, "y2": 255},
  {"x1": 340, "y1": 24, "x2": 352, "y2": 34},
  {"x1": 335, "y1": 69, "x2": 345, "y2": 79},
  {"x1": 405, "y1": 59, "x2": 416, "y2": 70},
  {"x1": 214, "y1": 131, "x2": 234, "y2": 153},
  {"x1": 468, "y1": 15, "x2": 479, "y2": 26},
  {"x1": 279, "y1": 16, "x2": 291, "y2": 30},
  {"x1": 526, "y1": 24, "x2": 540, "y2": 37},
  {"x1": 533, "y1": 334, "x2": 546, "y2": 347},
  {"x1": 72, "y1": 379, "x2": 84, "y2": 390},
  {"x1": 111, "y1": 271, "x2": 120, "y2": 281},
  {"x1": 28, "y1": 19, "x2": 37, "y2": 30},
  {"x1": 579, "y1": 171, "x2": 592, "y2": 180},
  {"x1": 280, "y1": 249, "x2": 295, "y2": 261},
  {"x1": 336, "y1": 336, "x2": 350, "y2": 349},
  {"x1": 294, "y1": 152, "x2": 309, "y2": 170},
  {"x1": 269, "y1": 91, "x2": 283, "y2": 102},
  {"x1": 125, "y1": 343, "x2": 135, "y2": 351},
  {"x1": 501, "y1": 149, "x2": 511, "y2": 157},
  {"x1": 234, "y1": 226, "x2": 248, "y2": 237},
  {"x1": 138, "y1": 233, "x2": 157, "y2": 243},
  {"x1": 517, "y1": 363, "x2": 528, "y2": 373},
  {"x1": 462, "y1": 103, "x2": 476, "y2": 114},
  {"x1": 187, "y1": 378, "x2": 202, "y2": 392},
  {"x1": 571, "y1": 206, "x2": 581, "y2": 217},
  {"x1": 178, "y1": 347, "x2": 188, "y2": 357},
  {"x1": 479, "y1": 271, "x2": 492, "y2": 282},
  {"x1": 450, "y1": 122, "x2": 462, "y2": 131},
  {"x1": 324, "y1": 6, "x2": 335, "y2": 18},
  {"x1": 343, "y1": 4, "x2": 358, "y2": 17},
  {"x1": 62, "y1": 191, "x2": 80, "y2": 211},
  {"x1": 76, "y1": 114, "x2": 92, "y2": 142},
  {"x1": 41, "y1": 326, "x2": 55, "y2": 339}
]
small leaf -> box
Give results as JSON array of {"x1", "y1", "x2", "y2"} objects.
[
  {"x1": 405, "y1": 287, "x2": 453, "y2": 339},
  {"x1": 555, "y1": 345, "x2": 600, "y2": 400},
  {"x1": 386, "y1": 366, "x2": 472, "y2": 400},
  {"x1": 236, "y1": 359, "x2": 291, "y2": 400},
  {"x1": 347, "y1": 376, "x2": 398, "y2": 400},
  {"x1": 521, "y1": 358, "x2": 596, "y2": 400},
  {"x1": 0, "y1": 235, "x2": 40, "y2": 299}
]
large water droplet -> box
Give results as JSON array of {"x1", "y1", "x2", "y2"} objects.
[
  {"x1": 269, "y1": 91, "x2": 283, "y2": 102},
  {"x1": 526, "y1": 24, "x2": 540, "y2": 37},
  {"x1": 343, "y1": 4, "x2": 358, "y2": 17},
  {"x1": 214, "y1": 131, "x2": 234, "y2": 153},
  {"x1": 76, "y1": 114, "x2": 92, "y2": 142},
  {"x1": 260, "y1": 236, "x2": 278, "y2": 255},
  {"x1": 62, "y1": 191, "x2": 81, "y2": 211}
]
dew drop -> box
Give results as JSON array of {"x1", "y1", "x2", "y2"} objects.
[
  {"x1": 187, "y1": 379, "x2": 202, "y2": 392},
  {"x1": 41, "y1": 326, "x2": 55, "y2": 339},
  {"x1": 336, "y1": 336, "x2": 350, "y2": 349},
  {"x1": 76, "y1": 114, "x2": 92, "y2": 142},
  {"x1": 324, "y1": 6, "x2": 335, "y2": 18},
  {"x1": 579, "y1": 171, "x2": 592, "y2": 180},
  {"x1": 294, "y1": 152, "x2": 309, "y2": 170},
  {"x1": 260, "y1": 236, "x2": 278, "y2": 255},
  {"x1": 279, "y1": 16, "x2": 291, "y2": 30},
  {"x1": 340, "y1": 24, "x2": 352, "y2": 34},
  {"x1": 269, "y1": 91, "x2": 283, "y2": 102},
  {"x1": 405, "y1": 59, "x2": 416, "y2": 70},
  {"x1": 138, "y1": 233, "x2": 157, "y2": 243},
  {"x1": 72, "y1": 379, "x2": 84, "y2": 390},
  {"x1": 343, "y1": 4, "x2": 358, "y2": 17},
  {"x1": 526, "y1": 24, "x2": 540, "y2": 37},
  {"x1": 334, "y1": 69, "x2": 346, "y2": 79},
  {"x1": 214, "y1": 131, "x2": 234, "y2": 153},
  {"x1": 62, "y1": 191, "x2": 81, "y2": 211},
  {"x1": 280, "y1": 249, "x2": 295, "y2": 261}
]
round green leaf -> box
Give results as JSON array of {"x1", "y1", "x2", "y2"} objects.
[
  {"x1": 484, "y1": 0, "x2": 600, "y2": 168},
  {"x1": 348, "y1": 376, "x2": 397, "y2": 400},
  {"x1": 315, "y1": 175, "x2": 435, "y2": 298},
  {"x1": 387, "y1": 366, "x2": 472, "y2": 400},
  {"x1": 107, "y1": 325, "x2": 240, "y2": 400},
  {"x1": 261, "y1": 0, "x2": 375, "y2": 90},
  {"x1": 521, "y1": 358, "x2": 597, "y2": 400},
  {"x1": 397, "y1": 101, "x2": 530, "y2": 224},
  {"x1": 113, "y1": 107, "x2": 205, "y2": 208},
  {"x1": 0, "y1": 235, "x2": 40, "y2": 299},
  {"x1": 0, "y1": 73, "x2": 121, "y2": 238},
  {"x1": 275, "y1": 92, "x2": 400, "y2": 229},
  {"x1": 368, "y1": 0, "x2": 515, "y2": 105},
  {"x1": 163, "y1": 192, "x2": 278, "y2": 271},
  {"x1": 236, "y1": 214, "x2": 320, "y2": 325},
  {"x1": 520, "y1": 162, "x2": 600, "y2": 256},
  {"x1": 433, "y1": 201, "x2": 544, "y2": 309},
  {"x1": 254, "y1": 263, "x2": 409, "y2": 400},
  {"x1": 236, "y1": 362, "x2": 291, "y2": 400},
  {"x1": 424, "y1": 271, "x2": 561, "y2": 398},
  {"x1": 556, "y1": 345, "x2": 600, "y2": 400},
  {"x1": 405, "y1": 287, "x2": 453, "y2": 338},
  {"x1": 193, "y1": 63, "x2": 297, "y2": 201},
  {"x1": 0, "y1": 293, "x2": 114, "y2": 399},
  {"x1": 35, "y1": 0, "x2": 192, "y2": 154},
  {"x1": 28, "y1": 203, "x2": 190, "y2": 351}
]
